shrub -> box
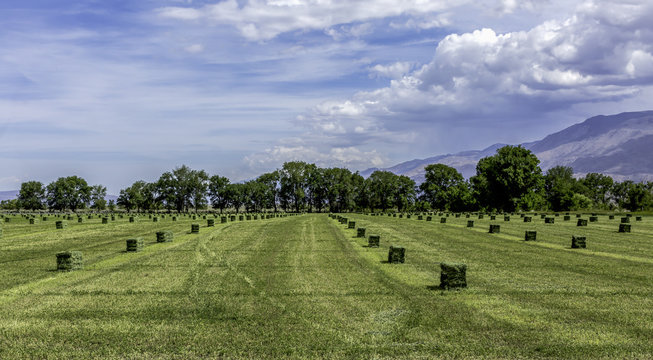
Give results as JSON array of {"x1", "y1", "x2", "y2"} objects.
[
  {"x1": 571, "y1": 236, "x2": 586, "y2": 249},
  {"x1": 56, "y1": 251, "x2": 82, "y2": 271},
  {"x1": 126, "y1": 237, "x2": 144, "y2": 252},
  {"x1": 440, "y1": 263, "x2": 467, "y2": 290},
  {"x1": 387, "y1": 246, "x2": 405, "y2": 263},
  {"x1": 524, "y1": 231, "x2": 537, "y2": 241}
]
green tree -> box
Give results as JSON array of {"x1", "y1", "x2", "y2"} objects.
[
  {"x1": 471, "y1": 145, "x2": 544, "y2": 212},
  {"x1": 366, "y1": 171, "x2": 397, "y2": 212},
  {"x1": 279, "y1": 161, "x2": 310, "y2": 212},
  {"x1": 394, "y1": 175, "x2": 416, "y2": 212},
  {"x1": 117, "y1": 181, "x2": 146, "y2": 212},
  {"x1": 544, "y1": 166, "x2": 576, "y2": 211},
  {"x1": 17, "y1": 181, "x2": 46, "y2": 210},
  {"x1": 570, "y1": 193, "x2": 592, "y2": 211},
  {"x1": 0, "y1": 199, "x2": 19, "y2": 210},
  {"x1": 90, "y1": 184, "x2": 107, "y2": 211},
  {"x1": 46, "y1": 176, "x2": 91, "y2": 212},
  {"x1": 419, "y1": 164, "x2": 465, "y2": 210},
  {"x1": 580, "y1": 173, "x2": 614, "y2": 208},
  {"x1": 623, "y1": 182, "x2": 652, "y2": 211},
  {"x1": 208, "y1": 175, "x2": 230, "y2": 213},
  {"x1": 256, "y1": 171, "x2": 279, "y2": 212},
  {"x1": 224, "y1": 183, "x2": 245, "y2": 213}
]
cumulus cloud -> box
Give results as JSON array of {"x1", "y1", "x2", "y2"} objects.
[
  {"x1": 157, "y1": 0, "x2": 465, "y2": 41},
  {"x1": 369, "y1": 62, "x2": 415, "y2": 79},
  {"x1": 299, "y1": 0, "x2": 653, "y2": 134},
  {"x1": 245, "y1": 145, "x2": 386, "y2": 172}
]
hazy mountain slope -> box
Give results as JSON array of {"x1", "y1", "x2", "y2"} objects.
[{"x1": 363, "y1": 111, "x2": 653, "y2": 183}]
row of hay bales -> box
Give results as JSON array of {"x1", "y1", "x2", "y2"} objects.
[
  {"x1": 329, "y1": 214, "x2": 467, "y2": 290},
  {"x1": 369, "y1": 212, "x2": 645, "y2": 249},
  {"x1": 53, "y1": 212, "x2": 301, "y2": 271}
]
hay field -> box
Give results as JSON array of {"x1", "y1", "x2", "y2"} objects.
[{"x1": 1, "y1": 213, "x2": 652, "y2": 359}]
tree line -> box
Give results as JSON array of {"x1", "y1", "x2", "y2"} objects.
[{"x1": 3, "y1": 145, "x2": 652, "y2": 213}]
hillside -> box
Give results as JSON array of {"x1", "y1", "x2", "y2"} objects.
[{"x1": 363, "y1": 111, "x2": 653, "y2": 183}]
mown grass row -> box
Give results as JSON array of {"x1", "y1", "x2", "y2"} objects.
[{"x1": 0, "y1": 213, "x2": 651, "y2": 358}]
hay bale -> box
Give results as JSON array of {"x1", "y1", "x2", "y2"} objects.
[
  {"x1": 156, "y1": 231, "x2": 173, "y2": 243},
  {"x1": 609, "y1": 215, "x2": 615, "y2": 220},
  {"x1": 467, "y1": 220, "x2": 474, "y2": 228},
  {"x1": 239, "y1": 215, "x2": 244, "y2": 221},
  {"x1": 129, "y1": 216, "x2": 135, "y2": 223},
  {"x1": 523, "y1": 216, "x2": 532, "y2": 222},
  {"x1": 619, "y1": 224, "x2": 631, "y2": 233},
  {"x1": 540, "y1": 214, "x2": 546, "y2": 219},
  {"x1": 478, "y1": 214, "x2": 484, "y2": 219},
  {"x1": 43, "y1": 216, "x2": 48, "y2": 221},
  {"x1": 490, "y1": 215, "x2": 496, "y2": 220},
  {"x1": 571, "y1": 236, "x2": 586, "y2": 249},
  {"x1": 589, "y1": 216, "x2": 598, "y2": 222},
  {"x1": 230, "y1": 215, "x2": 236, "y2": 221},
  {"x1": 77, "y1": 217, "x2": 83, "y2": 223},
  {"x1": 4, "y1": 217, "x2": 10, "y2": 223},
  {"x1": 368, "y1": 235, "x2": 380, "y2": 247},
  {"x1": 504, "y1": 216, "x2": 510, "y2": 221},
  {"x1": 357, "y1": 228, "x2": 366, "y2": 238},
  {"x1": 29, "y1": 218, "x2": 35, "y2": 225},
  {"x1": 207, "y1": 219, "x2": 215, "y2": 227},
  {"x1": 56, "y1": 251, "x2": 83, "y2": 271},
  {"x1": 426, "y1": 216, "x2": 432, "y2": 221},
  {"x1": 418, "y1": 215, "x2": 423, "y2": 220},
  {"x1": 246, "y1": 215, "x2": 252, "y2": 220},
  {"x1": 126, "y1": 237, "x2": 144, "y2": 252},
  {"x1": 577, "y1": 219, "x2": 588, "y2": 227},
  {"x1": 564, "y1": 215, "x2": 571, "y2": 221},
  {"x1": 576, "y1": 214, "x2": 582, "y2": 218},
  {"x1": 387, "y1": 246, "x2": 405, "y2": 263},
  {"x1": 524, "y1": 230, "x2": 537, "y2": 241},
  {"x1": 621, "y1": 217, "x2": 630, "y2": 223},
  {"x1": 636, "y1": 216, "x2": 642, "y2": 221},
  {"x1": 191, "y1": 223, "x2": 200, "y2": 233},
  {"x1": 221, "y1": 216, "x2": 227, "y2": 223},
  {"x1": 439, "y1": 263, "x2": 467, "y2": 290},
  {"x1": 440, "y1": 217, "x2": 447, "y2": 224},
  {"x1": 489, "y1": 224, "x2": 500, "y2": 233},
  {"x1": 172, "y1": 216, "x2": 177, "y2": 221},
  {"x1": 55, "y1": 221, "x2": 67, "y2": 230},
  {"x1": 348, "y1": 221, "x2": 356, "y2": 229},
  {"x1": 102, "y1": 217, "x2": 108, "y2": 224},
  {"x1": 152, "y1": 217, "x2": 159, "y2": 222},
  {"x1": 545, "y1": 217, "x2": 555, "y2": 224}
]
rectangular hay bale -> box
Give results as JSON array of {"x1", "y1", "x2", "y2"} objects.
[
  {"x1": 440, "y1": 263, "x2": 467, "y2": 290},
  {"x1": 126, "y1": 237, "x2": 144, "y2": 252},
  {"x1": 387, "y1": 246, "x2": 405, "y2": 263},
  {"x1": 56, "y1": 251, "x2": 83, "y2": 271}
]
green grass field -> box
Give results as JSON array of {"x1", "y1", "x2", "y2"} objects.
[{"x1": 1, "y1": 213, "x2": 652, "y2": 359}]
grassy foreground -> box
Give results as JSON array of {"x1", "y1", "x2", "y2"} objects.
[{"x1": 0, "y1": 213, "x2": 652, "y2": 359}]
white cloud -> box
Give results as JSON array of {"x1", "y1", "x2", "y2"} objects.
[
  {"x1": 157, "y1": 0, "x2": 467, "y2": 41},
  {"x1": 369, "y1": 62, "x2": 414, "y2": 79}
]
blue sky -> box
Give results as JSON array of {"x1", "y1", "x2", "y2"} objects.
[{"x1": 1, "y1": 0, "x2": 653, "y2": 193}]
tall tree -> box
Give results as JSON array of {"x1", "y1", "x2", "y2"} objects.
[
  {"x1": 279, "y1": 161, "x2": 310, "y2": 212},
  {"x1": 394, "y1": 175, "x2": 416, "y2": 212},
  {"x1": 580, "y1": 173, "x2": 614, "y2": 208},
  {"x1": 46, "y1": 176, "x2": 91, "y2": 212},
  {"x1": 90, "y1": 184, "x2": 107, "y2": 211},
  {"x1": 17, "y1": 181, "x2": 46, "y2": 210},
  {"x1": 544, "y1": 166, "x2": 576, "y2": 211},
  {"x1": 117, "y1": 181, "x2": 146, "y2": 212},
  {"x1": 471, "y1": 145, "x2": 544, "y2": 212},
  {"x1": 256, "y1": 171, "x2": 279, "y2": 212},
  {"x1": 419, "y1": 164, "x2": 465, "y2": 210},
  {"x1": 208, "y1": 175, "x2": 230, "y2": 213},
  {"x1": 366, "y1": 171, "x2": 397, "y2": 212}
]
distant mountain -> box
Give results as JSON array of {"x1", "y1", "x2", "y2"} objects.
[{"x1": 362, "y1": 111, "x2": 653, "y2": 183}]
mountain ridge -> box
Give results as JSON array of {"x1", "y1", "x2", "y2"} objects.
[{"x1": 362, "y1": 111, "x2": 653, "y2": 183}]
